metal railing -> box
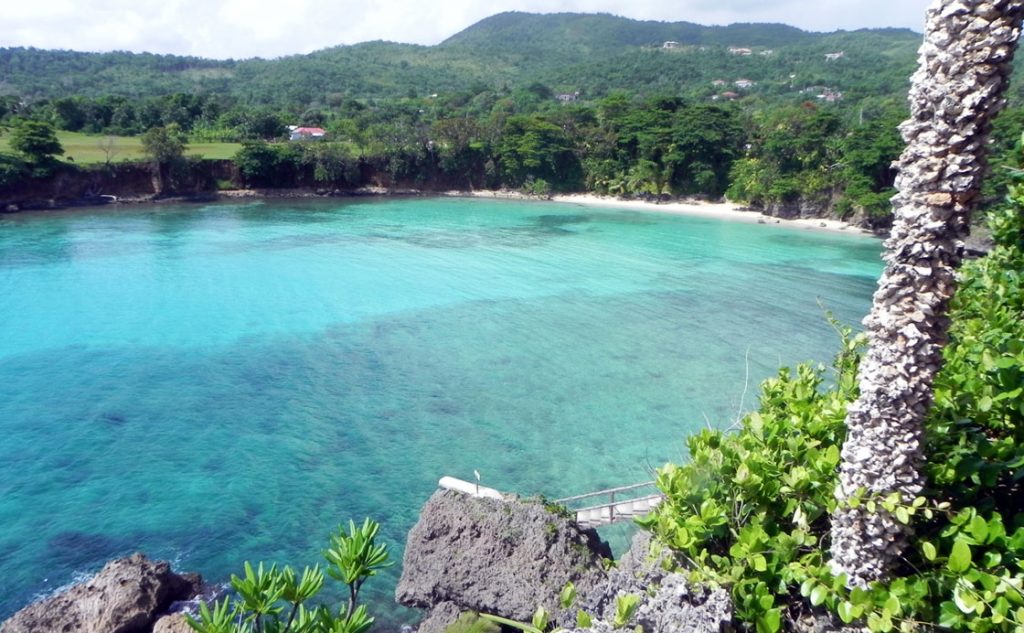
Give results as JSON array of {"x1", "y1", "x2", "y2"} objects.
[{"x1": 556, "y1": 481, "x2": 662, "y2": 527}]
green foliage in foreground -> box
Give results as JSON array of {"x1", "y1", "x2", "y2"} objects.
[
  {"x1": 443, "y1": 613, "x2": 502, "y2": 633},
  {"x1": 641, "y1": 200, "x2": 1024, "y2": 631},
  {"x1": 187, "y1": 518, "x2": 391, "y2": 633}
]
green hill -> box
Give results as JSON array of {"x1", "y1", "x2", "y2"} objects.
[{"x1": 0, "y1": 13, "x2": 923, "y2": 106}]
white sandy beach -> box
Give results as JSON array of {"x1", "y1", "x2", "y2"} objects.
[{"x1": 456, "y1": 190, "x2": 875, "y2": 236}]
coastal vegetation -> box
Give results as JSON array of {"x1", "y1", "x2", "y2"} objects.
[
  {"x1": 2, "y1": 14, "x2": 1016, "y2": 223},
  {"x1": 2, "y1": 5, "x2": 1023, "y2": 633},
  {"x1": 639, "y1": 4, "x2": 1024, "y2": 631},
  {"x1": 187, "y1": 519, "x2": 391, "y2": 633},
  {"x1": 640, "y1": 201, "x2": 1024, "y2": 632}
]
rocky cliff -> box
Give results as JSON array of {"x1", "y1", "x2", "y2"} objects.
[
  {"x1": 0, "y1": 553, "x2": 202, "y2": 633},
  {"x1": 396, "y1": 489, "x2": 733, "y2": 633},
  {"x1": 396, "y1": 490, "x2": 612, "y2": 630}
]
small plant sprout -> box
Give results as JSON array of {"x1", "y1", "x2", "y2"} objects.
[
  {"x1": 559, "y1": 581, "x2": 577, "y2": 609},
  {"x1": 613, "y1": 594, "x2": 640, "y2": 629}
]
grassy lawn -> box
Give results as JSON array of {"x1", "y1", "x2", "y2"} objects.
[{"x1": 0, "y1": 130, "x2": 241, "y2": 164}]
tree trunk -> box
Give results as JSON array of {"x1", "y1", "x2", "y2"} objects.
[{"x1": 829, "y1": 0, "x2": 1024, "y2": 587}]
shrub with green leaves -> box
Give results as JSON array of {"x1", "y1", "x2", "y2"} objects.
[
  {"x1": 187, "y1": 518, "x2": 391, "y2": 633},
  {"x1": 642, "y1": 193, "x2": 1024, "y2": 632},
  {"x1": 637, "y1": 330, "x2": 860, "y2": 633}
]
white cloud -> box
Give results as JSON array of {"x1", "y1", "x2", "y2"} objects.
[{"x1": 0, "y1": 0, "x2": 932, "y2": 59}]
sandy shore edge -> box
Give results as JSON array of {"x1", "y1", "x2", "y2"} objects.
[
  {"x1": 7, "y1": 188, "x2": 872, "y2": 238},
  {"x1": 451, "y1": 190, "x2": 874, "y2": 236}
]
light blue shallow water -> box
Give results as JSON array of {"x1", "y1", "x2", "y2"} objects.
[{"x1": 0, "y1": 197, "x2": 882, "y2": 624}]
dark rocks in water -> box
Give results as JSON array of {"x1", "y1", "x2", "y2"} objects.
[
  {"x1": 99, "y1": 412, "x2": 128, "y2": 426},
  {"x1": 534, "y1": 214, "x2": 591, "y2": 229},
  {"x1": 2, "y1": 552, "x2": 202, "y2": 633},
  {"x1": 47, "y1": 531, "x2": 129, "y2": 570},
  {"x1": 396, "y1": 489, "x2": 612, "y2": 627}
]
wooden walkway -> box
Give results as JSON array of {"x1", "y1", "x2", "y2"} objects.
[{"x1": 555, "y1": 481, "x2": 663, "y2": 528}]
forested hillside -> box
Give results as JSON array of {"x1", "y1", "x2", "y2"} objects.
[
  {"x1": 4, "y1": 11, "x2": 1024, "y2": 225},
  {"x1": 0, "y1": 13, "x2": 922, "y2": 105}
]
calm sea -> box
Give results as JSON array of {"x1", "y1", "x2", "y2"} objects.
[{"x1": 0, "y1": 197, "x2": 882, "y2": 624}]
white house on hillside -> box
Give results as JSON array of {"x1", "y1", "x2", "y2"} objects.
[{"x1": 289, "y1": 126, "x2": 327, "y2": 141}]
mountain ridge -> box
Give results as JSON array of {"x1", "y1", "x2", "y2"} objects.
[{"x1": 0, "y1": 12, "x2": 923, "y2": 105}]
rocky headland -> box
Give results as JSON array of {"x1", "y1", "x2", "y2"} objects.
[
  {"x1": 395, "y1": 489, "x2": 731, "y2": 633},
  {"x1": 1, "y1": 553, "x2": 203, "y2": 633}
]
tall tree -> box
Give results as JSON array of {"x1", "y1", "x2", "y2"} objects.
[
  {"x1": 141, "y1": 124, "x2": 187, "y2": 194},
  {"x1": 830, "y1": 0, "x2": 1024, "y2": 587},
  {"x1": 9, "y1": 120, "x2": 64, "y2": 164}
]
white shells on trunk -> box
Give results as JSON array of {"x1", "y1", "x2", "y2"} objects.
[{"x1": 828, "y1": 0, "x2": 1024, "y2": 587}]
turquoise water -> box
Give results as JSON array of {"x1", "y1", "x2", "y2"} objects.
[{"x1": 0, "y1": 197, "x2": 882, "y2": 624}]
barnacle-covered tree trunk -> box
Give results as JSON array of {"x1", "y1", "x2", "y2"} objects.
[{"x1": 829, "y1": 0, "x2": 1024, "y2": 587}]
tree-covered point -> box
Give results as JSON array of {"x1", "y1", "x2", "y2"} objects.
[{"x1": 6, "y1": 81, "x2": 1024, "y2": 222}]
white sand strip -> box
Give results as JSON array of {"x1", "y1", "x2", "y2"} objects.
[{"x1": 450, "y1": 190, "x2": 875, "y2": 236}]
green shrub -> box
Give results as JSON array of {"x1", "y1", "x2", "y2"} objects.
[
  {"x1": 187, "y1": 518, "x2": 391, "y2": 633},
  {"x1": 638, "y1": 331, "x2": 860, "y2": 632},
  {"x1": 643, "y1": 195, "x2": 1024, "y2": 632},
  {"x1": 0, "y1": 152, "x2": 28, "y2": 187}
]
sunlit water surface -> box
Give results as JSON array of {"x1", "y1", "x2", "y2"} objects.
[{"x1": 0, "y1": 197, "x2": 883, "y2": 624}]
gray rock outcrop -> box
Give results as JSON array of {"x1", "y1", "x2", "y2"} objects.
[
  {"x1": 1, "y1": 553, "x2": 202, "y2": 633},
  {"x1": 575, "y1": 533, "x2": 731, "y2": 633},
  {"x1": 152, "y1": 613, "x2": 195, "y2": 633},
  {"x1": 398, "y1": 492, "x2": 734, "y2": 633},
  {"x1": 413, "y1": 601, "x2": 463, "y2": 633},
  {"x1": 396, "y1": 489, "x2": 612, "y2": 626}
]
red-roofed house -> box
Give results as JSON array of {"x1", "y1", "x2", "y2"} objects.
[{"x1": 289, "y1": 127, "x2": 327, "y2": 141}]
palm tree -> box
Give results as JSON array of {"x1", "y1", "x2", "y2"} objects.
[{"x1": 829, "y1": 0, "x2": 1024, "y2": 587}]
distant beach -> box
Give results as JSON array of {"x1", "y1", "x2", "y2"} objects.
[{"x1": 455, "y1": 190, "x2": 874, "y2": 236}]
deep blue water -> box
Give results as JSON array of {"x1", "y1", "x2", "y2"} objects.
[{"x1": 0, "y1": 197, "x2": 882, "y2": 624}]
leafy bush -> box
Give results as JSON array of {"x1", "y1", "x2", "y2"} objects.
[
  {"x1": 637, "y1": 328, "x2": 860, "y2": 632},
  {"x1": 233, "y1": 141, "x2": 302, "y2": 188},
  {"x1": 642, "y1": 195, "x2": 1024, "y2": 632},
  {"x1": 0, "y1": 152, "x2": 28, "y2": 187},
  {"x1": 187, "y1": 518, "x2": 391, "y2": 633}
]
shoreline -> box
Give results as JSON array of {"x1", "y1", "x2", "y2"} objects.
[
  {"x1": 3, "y1": 187, "x2": 877, "y2": 237},
  {"x1": 454, "y1": 190, "x2": 875, "y2": 237}
]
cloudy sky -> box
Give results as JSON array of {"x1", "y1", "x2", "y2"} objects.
[{"x1": 4, "y1": 0, "x2": 932, "y2": 60}]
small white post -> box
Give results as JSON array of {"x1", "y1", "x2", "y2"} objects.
[{"x1": 474, "y1": 470, "x2": 481, "y2": 496}]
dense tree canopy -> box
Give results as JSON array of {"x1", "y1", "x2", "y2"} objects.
[{"x1": 9, "y1": 120, "x2": 63, "y2": 164}]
